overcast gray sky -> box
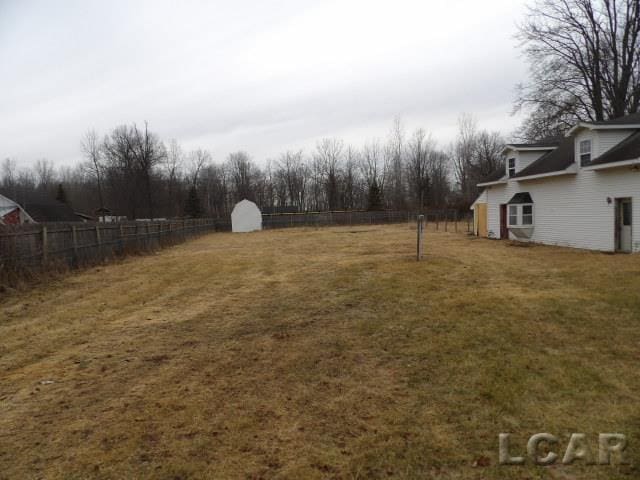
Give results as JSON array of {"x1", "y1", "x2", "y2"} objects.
[{"x1": 0, "y1": 0, "x2": 528, "y2": 168}]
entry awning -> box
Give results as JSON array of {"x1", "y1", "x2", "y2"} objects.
[{"x1": 508, "y1": 192, "x2": 533, "y2": 204}]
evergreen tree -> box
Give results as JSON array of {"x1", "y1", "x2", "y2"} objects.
[
  {"x1": 367, "y1": 179, "x2": 384, "y2": 211},
  {"x1": 184, "y1": 185, "x2": 203, "y2": 217},
  {"x1": 55, "y1": 183, "x2": 68, "y2": 204}
]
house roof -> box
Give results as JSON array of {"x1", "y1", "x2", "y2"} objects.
[
  {"x1": 21, "y1": 195, "x2": 80, "y2": 222},
  {"x1": 513, "y1": 136, "x2": 575, "y2": 178},
  {"x1": 586, "y1": 111, "x2": 640, "y2": 126},
  {"x1": 505, "y1": 142, "x2": 559, "y2": 149},
  {"x1": 478, "y1": 168, "x2": 506, "y2": 184},
  {"x1": 589, "y1": 131, "x2": 640, "y2": 166},
  {"x1": 508, "y1": 192, "x2": 533, "y2": 204},
  {"x1": 567, "y1": 111, "x2": 640, "y2": 135}
]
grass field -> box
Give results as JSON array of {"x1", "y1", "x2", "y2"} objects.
[{"x1": 1, "y1": 224, "x2": 639, "y2": 479}]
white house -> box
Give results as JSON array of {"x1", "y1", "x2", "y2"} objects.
[
  {"x1": 473, "y1": 112, "x2": 640, "y2": 253},
  {"x1": 231, "y1": 199, "x2": 262, "y2": 233}
]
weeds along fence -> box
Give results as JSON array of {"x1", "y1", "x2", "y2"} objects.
[{"x1": 0, "y1": 219, "x2": 215, "y2": 284}]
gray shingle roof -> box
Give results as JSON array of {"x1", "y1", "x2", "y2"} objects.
[
  {"x1": 478, "y1": 168, "x2": 506, "y2": 184},
  {"x1": 513, "y1": 136, "x2": 575, "y2": 178},
  {"x1": 587, "y1": 111, "x2": 640, "y2": 126},
  {"x1": 506, "y1": 142, "x2": 559, "y2": 149},
  {"x1": 508, "y1": 192, "x2": 533, "y2": 204},
  {"x1": 589, "y1": 131, "x2": 640, "y2": 166}
]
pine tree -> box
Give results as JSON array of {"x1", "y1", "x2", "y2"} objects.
[
  {"x1": 184, "y1": 185, "x2": 203, "y2": 218},
  {"x1": 367, "y1": 179, "x2": 384, "y2": 211},
  {"x1": 55, "y1": 183, "x2": 68, "y2": 204}
]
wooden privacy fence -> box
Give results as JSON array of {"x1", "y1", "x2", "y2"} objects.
[{"x1": 0, "y1": 218, "x2": 215, "y2": 275}]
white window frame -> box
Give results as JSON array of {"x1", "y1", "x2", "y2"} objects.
[
  {"x1": 507, "y1": 203, "x2": 535, "y2": 227},
  {"x1": 522, "y1": 204, "x2": 534, "y2": 225},
  {"x1": 508, "y1": 204, "x2": 519, "y2": 226},
  {"x1": 508, "y1": 158, "x2": 516, "y2": 177},
  {"x1": 579, "y1": 139, "x2": 592, "y2": 166}
]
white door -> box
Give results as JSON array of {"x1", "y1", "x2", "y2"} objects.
[{"x1": 618, "y1": 199, "x2": 632, "y2": 253}]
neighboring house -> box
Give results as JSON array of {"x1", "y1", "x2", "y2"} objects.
[
  {"x1": 21, "y1": 195, "x2": 82, "y2": 223},
  {"x1": 0, "y1": 193, "x2": 34, "y2": 225},
  {"x1": 473, "y1": 112, "x2": 640, "y2": 253}
]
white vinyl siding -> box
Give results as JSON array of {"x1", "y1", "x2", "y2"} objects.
[
  {"x1": 484, "y1": 167, "x2": 640, "y2": 252},
  {"x1": 597, "y1": 130, "x2": 635, "y2": 157}
]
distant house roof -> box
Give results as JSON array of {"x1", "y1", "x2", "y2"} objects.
[
  {"x1": 513, "y1": 136, "x2": 576, "y2": 179},
  {"x1": 261, "y1": 206, "x2": 299, "y2": 215},
  {"x1": 21, "y1": 195, "x2": 80, "y2": 222}
]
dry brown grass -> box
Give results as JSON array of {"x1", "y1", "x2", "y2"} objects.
[{"x1": 1, "y1": 224, "x2": 639, "y2": 479}]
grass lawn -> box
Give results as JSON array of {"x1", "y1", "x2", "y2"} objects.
[{"x1": 1, "y1": 224, "x2": 639, "y2": 479}]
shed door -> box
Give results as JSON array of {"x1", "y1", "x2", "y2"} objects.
[
  {"x1": 500, "y1": 204, "x2": 508, "y2": 239},
  {"x1": 475, "y1": 204, "x2": 488, "y2": 237},
  {"x1": 616, "y1": 199, "x2": 632, "y2": 252}
]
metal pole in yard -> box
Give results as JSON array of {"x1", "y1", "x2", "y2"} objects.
[
  {"x1": 454, "y1": 210, "x2": 458, "y2": 232},
  {"x1": 417, "y1": 215, "x2": 425, "y2": 261}
]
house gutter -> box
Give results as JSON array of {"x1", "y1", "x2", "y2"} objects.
[
  {"x1": 515, "y1": 165, "x2": 578, "y2": 182},
  {"x1": 583, "y1": 158, "x2": 640, "y2": 171},
  {"x1": 477, "y1": 179, "x2": 507, "y2": 188}
]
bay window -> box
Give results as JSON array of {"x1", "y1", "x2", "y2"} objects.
[
  {"x1": 522, "y1": 205, "x2": 533, "y2": 225},
  {"x1": 508, "y1": 205, "x2": 518, "y2": 226},
  {"x1": 508, "y1": 204, "x2": 534, "y2": 226}
]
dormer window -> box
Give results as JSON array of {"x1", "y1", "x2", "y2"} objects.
[
  {"x1": 508, "y1": 158, "x2": 516, "y2": 177},
  {"x1": 579, "y1": 140, "x2": 592, "y2": 166}
]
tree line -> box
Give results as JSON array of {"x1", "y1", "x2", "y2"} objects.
[
  {"x1": 5, "y1": 0, "x2": 634, "y2": 219},
  {"x1": 0, "y1": 116, "x2": 503, "y2": 219}
]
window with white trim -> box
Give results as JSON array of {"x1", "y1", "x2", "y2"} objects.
[
  {"x1": 508, "y1": 204, "x2": 535, "y2": 227},
  {"x1": 579, "y1": 139, "x2": 592, "y2": 166},
  {"x1": 522, "y1": 204, "x2": 533, "y2": 225},
  {"x1": 508, "y1": 205, "x2": 518, "y2": 226},
  {"x1": 508, "y1": 158, "x2": 516, "y2": 177}
]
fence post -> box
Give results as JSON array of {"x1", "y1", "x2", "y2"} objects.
[
  {"x1": 119, "y1": 223, "x2": 124, "y2": 250},
  {"x1": 71, "y1": 225, "x2": 78, "y2": 263},
  {"x1": 454, "y1": 210, "x2": 458, "y2": 232},
  {"x1": 41, "y1": 225, "x2": 48, "y2": 266},
  {"x1": 95, "y1": 224, "x2": 102, "y2": 258},
  {"x1": 444, "y1": 212, "x2": 448, "y2": 232}
]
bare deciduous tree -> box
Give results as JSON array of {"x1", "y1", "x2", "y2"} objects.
[
  {"x1": 516, "y1": 0, "x2": 640, "y2": 139},
  {"x1": 81, "y1": 129, "x2": 106, "y2": 216}
]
